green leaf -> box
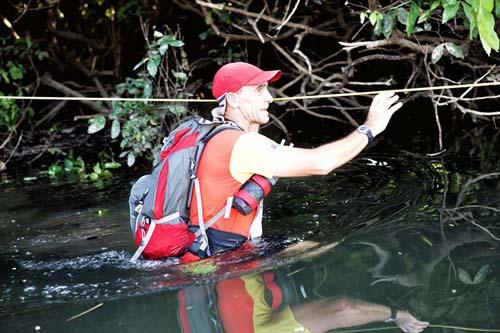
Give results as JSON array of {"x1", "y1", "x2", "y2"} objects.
[
  {"x1": 48, "y1": 164, "x2": 63, "y2": 177},
  {"x1": 89, "y1": 172, "x2": 99, "y2": 181},
  {"x1": 159, "y1": 43, "x2": 169, "y2": 56},
  {"x1": 87, "y1": 115, "x2": 106, "y2": 134},
  {"x1": 477, "y1": 8, "x2": 500, "y2": 55},
  {"x1": 496, "y1": 0, "x2": 500, "y2": 17},
  {"x1": 374, "y1": 17, "x2": 383, "y2": 35},
  {"x1": 458, "y1": 268, "x2": 473, "y2": 284},
  {"x1": 172, "y1": 71, "x2": 187, "y2": 81},
  {"x1": 431, "y1": 0, "x2": 441, "y2": 11},
  {"x1": 8, "y1": 65, "x2": 23, "y2": 80},
  {"x1": 127, "y1": 152, "x2": 136, "y2": 166},
  {"x1": 147, "y1": 59, "x2": 158, "y2": 77},
  {"x1": 406, "y1": 3, "x2": 420, "y2": 34},
  {"x1": 64, "y1": 159, "x2": 74, "y2": 172},
  {"x1": 166, "y1": 104, "x2": 185, "y2": 115},
  {"x1": 153, "y1": 30, "x2": 163, "y2": 38},
  {"x1": 432, "y1": 44, "x2": 445, "y2": 63},
  {"x1": 104, "y1": 161, "x2": 121, "y2": 169},
  {"x1": 444, "y1": 42, "x2": 464, "y2": 58},
  {"x1": 111, "y1": 119, "x2": 121, "y2": 139},
  {"x1": 462, "y1": 2, "x2": 477, "y2": 38},
  {"x1": 93, "y1": 163, "x2": 102, "y2": 174},
  {"x1": 0, "y1": 70, "x2": 10, "y2": 84},
  {"x1": 472, "y1": 264, "x2": 489, "y2": 284},
  {"x1": 397, "y1": 7, "x2": 408, "y2": 24},
  {"x1": 369, "y1": 11, "x2": 379, "y2": 25},
  {"x1": 383, "y1": 11, "x2": 397, "y2": 38},
  {"x1": 481, "y1": 0, "x2": 494, "y2": 11},
  {"x1": 132, "y1": 58, "x2": 147, "y2": 71},
  {"x1": 360, "y1": 11, "x2": 367, "y2": 24},
  {"x1": 443, "y1": 2, "x2": 460, "y2": 23}
]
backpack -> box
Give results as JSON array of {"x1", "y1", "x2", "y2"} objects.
[{"x1": 128, "y1": 116, "x2": 242, "y2": 262}]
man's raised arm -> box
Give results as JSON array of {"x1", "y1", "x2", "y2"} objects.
[{"x1": 274, "y1": 91, "x2": 403, "y2": 178}]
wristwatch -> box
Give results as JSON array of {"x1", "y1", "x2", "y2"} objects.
[
  {"x1": 384, "y1": 307, "x2": 398, "y2": 323},
  {"x1": 357, "y1": 125, "x2": 374, "y2": 142}
]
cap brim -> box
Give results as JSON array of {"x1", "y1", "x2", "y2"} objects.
[{"x1": 245, "y1": 70, "x2": 282, "y2": 86}]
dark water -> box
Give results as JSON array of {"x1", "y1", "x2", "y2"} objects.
[{"x1": 1, "y1": 155, "x2": 499, "y2": 332}]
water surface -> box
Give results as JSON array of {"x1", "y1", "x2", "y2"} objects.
[{"x1": 1, "y1": 155, "x2": 499, "y2": 332}]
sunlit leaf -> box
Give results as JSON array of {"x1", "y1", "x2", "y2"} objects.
[
  {"x1": 443, "y1": 2, "x2": 460, "y2": 23},
  {"x1": 104, "y1": 161, "x2": 121, "y2": 169},
  {"x1": 472, "y1": 264, "x2": 489, "y2": 284},
  {"x1": 397, "y1": 7, "x2": 408, "y2": 24},
  {"x1": 88, "y1": 115, "x2": 106, "y2": 134},
  {"x1": 172, "y1": 71, "x2": 187, "y2": 81},
  {"x1": 458, "y1": 268, "x2": 473, "y2": 284},
  {"x1": 481, "y1": 0, "x2": 494, "y2": 12},
  {"x1": 477, "y1": 8, "x2": 499, "y2": 55},
  {"x1": 159, "y1": 43, "x2": 169, "y2": 55},
  {"x1": 127, "y1": 152, "x2": 136, "y2": 166},
  {"x1": 147, "y1": 59, "x2": 157, "y2": 77},
  {"x1": 93, "y1": 163, "x2": 102, "y2": 174},
  {"x1": 444, "y1": 42, "x2": 464, "y2": 58},
  {"x1": 431, "y1": 44, "x2": 445, "y2": 63},
  {"x1": 431, "y1": 0, "x2": 441, "y2": 11},
  {"x1": 111, "y1": 119, "x2": 121, "y2": 139},
  {"x1": 360, "y1": 11, "x2": 367, "y2": 24},
  {"x1": 369, "y1": 11, "x2": 379, "y2": 25},
  {"x1": 132, "y1": 58, "x2": 147, "y2": 71},
  {"x1": 153, "y1": 30, "x2": 163, "y2": 38}
]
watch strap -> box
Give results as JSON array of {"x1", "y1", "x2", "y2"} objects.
[
  {"x1": 384, "y1": 307, "x2": 398, "y2": 323},
  {"x1": 357, "y1": 125, "x2": 374, "y2": 142}
]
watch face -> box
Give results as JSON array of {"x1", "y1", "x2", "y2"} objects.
[{"x1": 358, "y1": 125, "x2": 368, "y2": 133}]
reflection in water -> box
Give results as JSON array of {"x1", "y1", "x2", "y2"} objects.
[
  {"x1": 177, "y1": 267, "x2": 428, "y2": 333},
  {"x1": 0, "y1": 157, "x2": 499, "y2": 332}
]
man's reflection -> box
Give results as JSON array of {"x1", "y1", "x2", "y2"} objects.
[{"x1": 176, "y1": 269, "x2": 429, "y2": 333}]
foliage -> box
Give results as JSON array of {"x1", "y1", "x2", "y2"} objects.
[
  {"x1": 47, "y1": 149, "x2": 121, "y2": 180},
  {"x1": 361, "y1": 0, "x2": 500, "y2": 56},
  {"x1": 0, "y1": 38, "x2": 45, "y2": 137},
  {"x1": 87, "y1": 29, "x2": 190, "y2": 166}
]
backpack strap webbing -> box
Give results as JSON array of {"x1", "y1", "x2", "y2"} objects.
[{"x1": 129, "y1": 212, "x2": 181, "y2": 263}]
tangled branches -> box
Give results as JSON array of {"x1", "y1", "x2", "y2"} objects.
[{"x1": 174, "y1": 0, "x2": 500, "y2": 149}]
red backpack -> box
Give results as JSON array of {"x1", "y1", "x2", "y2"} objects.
[{"x1": 128, "y1": 116, "x2": 241, "y2": 262}]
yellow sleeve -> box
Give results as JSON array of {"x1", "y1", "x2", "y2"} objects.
[{"x1": 229, "y1": 132, "x2": 283, "y2": 184}]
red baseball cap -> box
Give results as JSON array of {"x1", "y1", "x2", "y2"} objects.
[{"x1": 212, "y1": 62, "x2": 281, "y2": 98}]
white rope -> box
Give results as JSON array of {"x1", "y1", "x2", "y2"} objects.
[{"x1": 1, "y1": 81, "x2": 499, "y2": 103}]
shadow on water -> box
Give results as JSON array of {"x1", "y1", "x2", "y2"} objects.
[{"x1": 0, "y1": 154, "x2": 499, "y2": 332}]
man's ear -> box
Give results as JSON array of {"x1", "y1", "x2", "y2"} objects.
[{"x1": 226, "y1": 93, "x2": 239, "y2": 108}]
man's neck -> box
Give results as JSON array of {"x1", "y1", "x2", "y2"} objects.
[{"x1": 224, "y1": 112, "x2": 259, "y2": 132}]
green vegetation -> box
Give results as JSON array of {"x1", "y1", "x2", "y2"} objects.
[
  {"x1": 47, "y1": 149, "x2": 121, "y2": 180},
  {"x1": 362, "y1": 0, "x2": 500, "y2": 56},
  {"x1": 87, "y1": 30, "x2": 189, "y2": 166}
]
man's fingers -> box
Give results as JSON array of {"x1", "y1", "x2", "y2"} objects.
[
  {"x1": 388, "y1": 101, "x2": 403, "y2": 114},
  {"x1": 384, "y1": 94, "x2": 399, "y2": 108}
]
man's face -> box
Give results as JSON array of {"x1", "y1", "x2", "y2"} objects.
[{"x1": 232, "y1": 83, "x2": 274, "y2": 124}]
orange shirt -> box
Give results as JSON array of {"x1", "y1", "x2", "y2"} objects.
[{"x1": 189, "y1": 129, "x2": 282, "y2": 238}]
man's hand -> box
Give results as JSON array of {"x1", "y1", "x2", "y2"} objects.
[
  {"x1": 364, "y1": 91, "x2": 403, "y2": 137},
  {"x1": 395, "y1": 310, "x2": 430, "y2": 333}
]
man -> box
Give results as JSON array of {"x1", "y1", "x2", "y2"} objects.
[
  {"x1": 189, "y1": 61, "x2": 402, "y2": 249},
  {"x1": 178, "y1": 268, "x2": 429, "y2": 333}
]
